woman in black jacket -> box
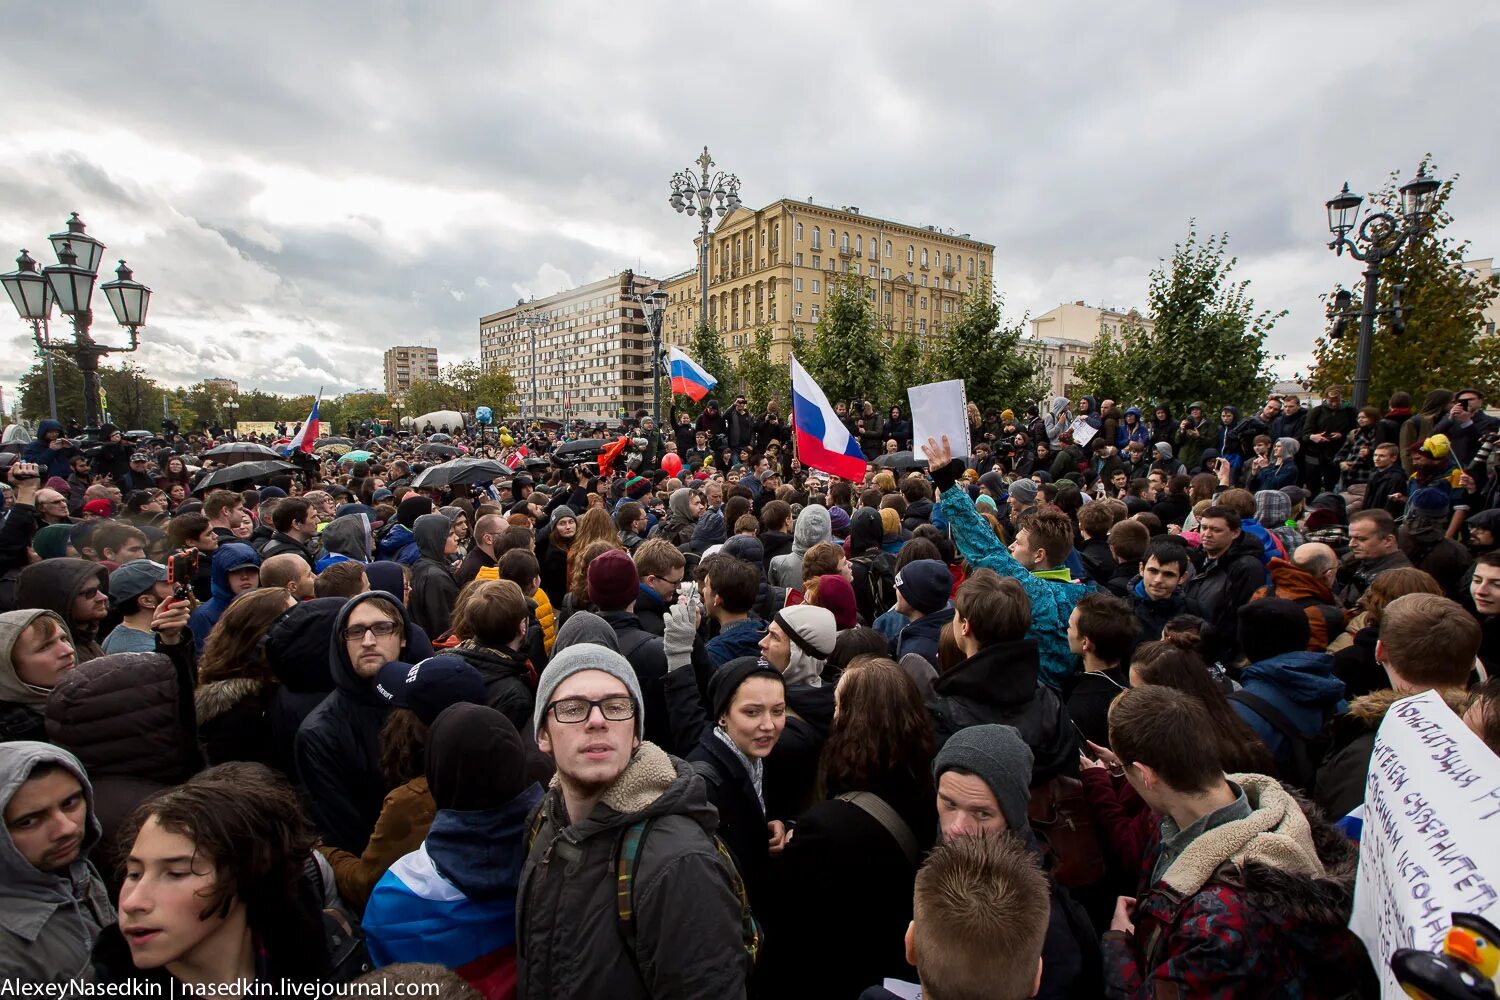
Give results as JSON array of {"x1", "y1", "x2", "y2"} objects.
[
  {"x1": 663, "y1": 655, "x2": 788, "y2": 909},
  {"x1": 754, "y1": 401, "x2": 785, "y2": 452},
  {"x1": 195, "y1": 588, "x2": 297, "y2": 767}
]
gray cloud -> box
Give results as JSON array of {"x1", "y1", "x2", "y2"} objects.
[{"x1": 1, "y1": 0, "x2": 1497, "y2": 411}]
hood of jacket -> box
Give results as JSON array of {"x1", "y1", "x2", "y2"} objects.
[
  {"x1": 0, "y1": 610, "x2": 70, "y2": 708},
  {"x1": 1241, "y1": 652, "x2": 1344, "y2": 710},
  {"x1": 0, "y1": 741, "x2": 103, "y2": 907},
  {"x1": 1343, "y1": 687, "x2": 1469, "y2": 731},
  {"x1": 328, "y1": 591, "x2": 421, "y2": 705},
  {"x1": 209, "y1": 542, "x2": 260, "y2": 603},
  {"x1": 791, "y1": 503, "x2": 832, "y2": 555},
  {"x1": 413, "y1": 513, "x2": 452, "y2": 563},
  {"x1": 1049, "y1": 396, "x2": 1071, "y2": 417},
  {"x1": 1122, "y1": 406, "x2": 1142, "y2": 424},
  {"x1": 320, "y1": 513, "x2": 371, "y2": 563},
  {"x1": 542, "y1": 741, "x2": 717, "y2": 841},
  {"x1": 848, "y1": 507, "x2": 885, "y2": 554},
  {"x1": 933, "y1": 639, "x2": 1043, "y2": 707},
  {"x1": 1264, "y1": 559, "x2": 1336, "y2": 604},
  {"x1": 263, "y1": 598, "x2": 344, "y2": 694},
  {"x1": 425, "y1": 784, "x2": 545, "y2": 900},
  {"x1": 785, "y1": 679, "x2": 836, "y2": 735},
  {"x1": 14, "y1": 559, "x2": 108, "y2": 641},
  {"x1": 44, "y1": 651, "x2": 201, "y2": 783},
  {"x1": 667, "y1": 489, "x2": 700, "y2": 523},
  {"x1": 451, "y1": 641, "x2": 531, "y2": 685}
]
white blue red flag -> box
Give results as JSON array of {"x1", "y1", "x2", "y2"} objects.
[
  {"x1": 669, "y1": 347, "x2": 717, "y2": 402},
  {"x1": 285, "y1": 391, "x2": 321, "y2": 455},
  {"x1": 504, "y1": 445, "x2": 529, "y2": 470},
  {"x1": 790, "y1": 355, "x2": 866, "y2": 481}
]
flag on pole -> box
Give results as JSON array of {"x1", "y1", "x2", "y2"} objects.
[
  {"x1": 669, "y1": 347, "x2": 717, "y2": 402},
  {"x1": 790, "y1": 355, "x2": 867, "y2": 481},
  {"x1": 504, "y1": 445, "x2": 529, "y2": 470},
  {"x1": 285, "y1": 390, "x2": 321, "y2": 455}
]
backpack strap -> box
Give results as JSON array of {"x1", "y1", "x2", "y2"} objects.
[
  {"x1": 1229, "y1": 689, "x2": 1313, "y2": 784},
  {"x1": 613, "y1": 817, "x2": 658, "y2": 989},
  {"x1": 836, "y1": 791, "x2": 920, "y2": 866}
]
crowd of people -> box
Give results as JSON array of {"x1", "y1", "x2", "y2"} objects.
[{"x1": 0, "y1": 381, "x2": 1496, "y2": 999}]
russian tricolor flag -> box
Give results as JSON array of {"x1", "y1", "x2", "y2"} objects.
[
  {"x1": 669, "y1": 347, "x2": 717, "y2": 402},
  {"x1": 285, "y1": 391, "x2": 321, "y2": 455},
  {"x1": 791, "y1": 355, "x2": 867, "y2": 481}
]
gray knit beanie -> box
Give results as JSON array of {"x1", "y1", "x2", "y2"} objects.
[
  {"x1": 933, "y1": 725, "x2": 1035, "y2": 835},
  {"x1": 532, "y1": 642, "x2": 645, "y2": 740}
]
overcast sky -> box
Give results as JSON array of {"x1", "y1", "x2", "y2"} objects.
[{"x1": 2, "y1": 1, "x2": 1496, "y2": 412}]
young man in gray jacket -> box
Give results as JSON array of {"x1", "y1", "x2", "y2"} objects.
[
  {"x1": 518, "y1": 643, "x2": 749, "y2": 1000},
  {"x1": 0, "y1": 741, "x2": 114, "y2": 982}
]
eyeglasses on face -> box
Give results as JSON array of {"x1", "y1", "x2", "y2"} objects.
[
  {"x1": 341, "y1": 621, "x2": 401, "y2": 642},
  {"x1": 546, "y1": 696, "x2": 635, "y2": 724}
]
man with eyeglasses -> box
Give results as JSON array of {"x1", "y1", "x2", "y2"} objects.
[
  {"x1": 295, "y1": 591, "x2": 435, "y2": 854},
  {"x1": 519, "y1": 643, "x2": 750, "y2": 1000},
  {"x1": 1434, "y1": 386, "x2": 1499, "y2": 467},
  {"x1": 13, "y1": 557, "x2": 110, "y2": 663},
  {"x1": 34, "y1": 489, "x2": 73, "y2": 526},
  {"x1": 631, "y1": 539, "x2": 686, "y2": 637}
]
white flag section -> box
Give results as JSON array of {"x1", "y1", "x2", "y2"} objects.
[
  {"x1": 1348, "y1": 689, "x2": 1500, "y2": 998},
  {"x1": 907, "y1": 380, "x2": 970, "y2": 459}
]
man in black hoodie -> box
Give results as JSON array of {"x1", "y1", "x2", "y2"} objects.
[
  {"x1": 926, "y1": 568, "x2": 1078, "y2": 785},
  {"x1": 408, "y1": 513, "x2": 460, "y2": 638},
  {"x1": 294, "y1": 590, "x2": 434, "y2": 853},
  {"x1": 1184, "y1": 506, "x2": 1267, "y2": 660}
]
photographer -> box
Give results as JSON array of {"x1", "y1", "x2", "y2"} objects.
[
  {"x1": 1434, "y1": 387, "x2": 1500, "y2": 467},
  {"x1": 20, "y1": 421, "x2": 78, "y2": 482}
]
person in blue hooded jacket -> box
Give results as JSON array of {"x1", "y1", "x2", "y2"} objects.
[
  {"x1": 364, "y1": 702, "x2": 543, "y2": 997},
  {"x1": 1228, "y1": 598, "x2": 1345, "y2": 787},
  {"x1": 186, "y1": 543, "x2": 261, "y2": 653},
  {"x1": 377, "y1": 496, "x2": 433, "y2": 566},
  {"x1": 20, "y1": 420, "x2": 78, "y2": 482},
  {"x1": 1115, "y1": 406, "x2": 1151, "y2": 450}
]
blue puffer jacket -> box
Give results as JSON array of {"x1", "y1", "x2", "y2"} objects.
[
  {"x1": 377, "y1": 523, "x2": 421, "y2": 566},
  {"x1": 1230, "y1": 651, "x2": 1345, "y2": 772},
  {"x1": 1116, "y1": 407, "x2": 1151, "y2": 449},
  {"x1": 20, "y1": 420, "x2": 77, "y2": 481},
  {"x1": 187, "y1": 542, "x2": 262, "y2": 653}
]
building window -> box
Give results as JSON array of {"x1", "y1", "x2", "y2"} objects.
[
  {"x1": 884, "y1": 291, "x2": 892, "y2": 304},
  {"x1": 812, "y1": 255, "x2": 820, "y2": 269},
  {"x1": 795, "y1": 252, "x2": 803, "y2": 266},
  {"x1": 841, "y1": 232, "x2": 850, "y2": 251},
  {"x1": 921, "y1": 275, "x2": 927, "y2": 287},
  {"x1": 920, "y1": 248, "x2": 928, "y2": 266},
  {"x1": 886, "y1": 240, "x2": 893, "y2": 258},
  {"x1": 907, "y1": 294, "x2": 914, "y2": 307},
  {"x1": 882, "y1": 267, "x2": 891, "y2": 279},
  {"x1": 919, "y1": 318, "x2": 927, "y2": 334},
  {"x1": 795, "y1": 303, "x2": 803, "y2": 317},
  {"x1": 796, "y1": 222, "x2": 803, "y2": 241},
  {"x1": 795, "y1": 277, "x2": 803, "y2": 292},
  {"x1": 907, "y1": 245, "x2": 915, "y2": 264},
  {"x1": 856, "y1": 235, "x2": 862, "y2": 254},
  {"x1": 811, "y1": 305, "x2": 820, "y2": 321},
  {"x1": 812, "y1": 227, "x2": 820, "y2": 249},
  {"x1": 946, "y1": 253, "x2": 952, "y2": 269},
  {"x1": 980, "y1": 259, "x2": 986, "y2": 275},
  {"x1": 812, "y1": 279, "x2": 820, "y2": 293}
]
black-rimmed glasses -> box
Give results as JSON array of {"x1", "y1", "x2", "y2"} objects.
[{"x1": 546, "y1": 696, "x2": 635, "y2": 724}]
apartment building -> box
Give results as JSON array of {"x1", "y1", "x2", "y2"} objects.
[{"x1": 383, "y1": 345, "x2": 439, "y2": 396}]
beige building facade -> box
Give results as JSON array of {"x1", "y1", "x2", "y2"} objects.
[
  {"x1": 1024, "y1": 301, "x2": 1154, "y2": 398},
  {"x1": 479, "y1": 272, "x2": 657, "y2": 422},
  {"x1": 655, "y1": 198, "x2": 995, "y2": 363},
  {"x1": 202, "y1": 377, "x2": 239, "y2": 395},
  {"x1": 1465, "y1": 258, "x2": 1499, "y2": 337},
  {"x1": 383, "y1": 346, "x2": 439, "y2": 396}
]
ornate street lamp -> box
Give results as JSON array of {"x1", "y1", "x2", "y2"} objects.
[
  {"x1": 667, "y1": 147, "x2": 741, "y2": 331},
  {"x1": 1324, "y1": 165, "x2": 1441, "y2": 410},
  {"x1": 4, "y1": 214, "x2": 151, "y2": 429},
  {"x1": 634, "y1": 289, "x2": 670, "y2": 426}
]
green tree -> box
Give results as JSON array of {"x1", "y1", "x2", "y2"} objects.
[
  {"x1": 338, "y1": 391, "x2": 390, "y2": 427},
  {"x1": 18, "y1": 354, "x2": 85, "y2": 423},
  {"x1": 1309, "y1": 161, "x2": 1500, "y2": 402},
  {"x1": 446, "y1": 361, "x2": 515, "y2": 417},
  {"x1": 803, "y1": 271, "x2": 884, "y2": 407},
  {"x1": 731, "y1": 325, "x2": 790, "y2": 417},
  {"x1": 687, "y1": 321, "x2": 734, "y2": 410},
  {"x1": 1071, "y1": 225, "x2": 1282, "y2": 413},
  {"x1": 1071, "y1": 325, "x2": 1139, "y2": 406},
  {"x1": 99, "y1": 362, "x2": 166, "y2": 430},
  {"x1": 930, "y1": 278, "x2": 1047, "y2": 414}
]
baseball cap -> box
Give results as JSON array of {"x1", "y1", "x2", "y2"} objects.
[
  {"x1": 108, "y1": 560, "x2": 168, "y2": 607},
  {"x1": 374, "y1": 656, "x2": 486, "y2": 725},
  {"x1": 130, "y1": 452, "x2": 150, "y2": 462}
]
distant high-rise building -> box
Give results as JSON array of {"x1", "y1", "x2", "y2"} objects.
[{"x1": 384, "y1": 346, "x2": 439, "y2": 396}]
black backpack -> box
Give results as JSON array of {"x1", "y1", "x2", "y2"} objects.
[
  {"x1": 1228, "y1": 690, "x2": 1334, "y2": 792},
  {"x1": 852, "y1": 552, "x2": 897, "y2": 616}
]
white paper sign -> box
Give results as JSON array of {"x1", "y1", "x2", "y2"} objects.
[
  {"x1": 1348, "y1": 689, "x2": 1500, "y2": 998},
  {"x1": 908, "y1": 380, "x2": 970, "y2": 460},
  {"x1": 1068, "y1": 416, "x2": 1098, "y2": 448}
]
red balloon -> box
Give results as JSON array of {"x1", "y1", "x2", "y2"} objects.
[{"x1": 661, "y1": 452, "x2": 683, "y2": 477}]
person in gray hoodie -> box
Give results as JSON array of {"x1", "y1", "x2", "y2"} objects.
[
  {"x1": 1043, "y1": 396, "x2": 1073, "y2": 447},
  {"x1": 408, "y1": 513, "x2": 460, "y2": 638},
  {"x1": 315, "y1": 512, "x2": 372, "y2": 573},
  {"x1": 0, "y1": 610, "x2": 75, "y2": 743},
  {"x1": 13, "y1": 558, "x2": 110, "y2": 663},
  {"x1": 769, "y1": 503, "x2": 832, "y2": 589},
  {"x1": 0, "y1": 741, "x2": 114, "y2": 983}
]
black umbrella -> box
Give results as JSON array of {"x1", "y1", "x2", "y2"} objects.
[
  {"x1": 427, "y1": 433, "x2": 453, "y2": 442},
  {"x1": 551, "y1": 438, "x2": 611, "y2": 466},
  {"x1": 314, "y1": 436, "x2": 353, "y2": 447},
  {"x1": 192, "y1": 459, "x2": 298, "y2": 494},
  {"x1": 873, "y1": 450, "x2": 925, "y2": 471},
  {"x1": 125, "y1": 429, "x2": 154, "y2": 440},
  {"x1": 410, "y1": 458, "x2": 511, "y2": 489},
  {"x1": 418, "y1": 442, "x2": 462, "y2": 458},
  {"x1": 202, "y1": 441, "x2": 283, "y2": 464}
]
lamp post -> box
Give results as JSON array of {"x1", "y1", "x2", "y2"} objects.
[
  {"x1": 390, "y1": 395, "x2": 404, "y2": 435},
  {"x1": 635, "y1": 290, "x2": 669, "y2": 426},
  {"x1": 224, "y1": 398, "x2": 239, "y2": 436},
  {"x1": 517, "y1": 298, "x2": 548, "y2": 423},
  {"x1": 668, "y1": 147, "x2": 741, "y2": 330},
  {"x1": 1, "y1": 213, "x2": 151, "y2": 429},
  {"x1": 1324, "y1": 166, "x2": 1441, "y2": 411}
]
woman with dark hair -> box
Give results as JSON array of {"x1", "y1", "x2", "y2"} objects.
[
  {"x1": 93, "y1": 763, "x2": 342, "y2": 987},
  {"x1": 155, "y1": 455, "x2": 193, "y2": 494},
  {"x1": 759, "y1": 656, "x2": 937, "y2": 998},
  {"x1": 195, "y1": 589, "x2": 298, "y2": 767},
  {"x1": 884, "y1": 405, "x2": 911, "y2": 452},
  {"x1": 1128, "y1": 639, "x2": 1276, "y2": 775}
]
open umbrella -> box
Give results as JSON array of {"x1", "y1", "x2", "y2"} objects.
[
  {"x1": 418, "y1": 443, "x2": 462, "y2": 459},
  {"x1": 520, "y1": 455, "x2": 551, "y2": 472},
  {"x1": 202, "y1": 441, "x2": 283, "y2": 464},
  {"x1": 337, "y1": 450, "x2": 374, "y2": 464},
  {"x1": 124, "y1": 429, "x2": 154, "y2": 440},
  {"x1": 410, "y1": 458, "x2": 511, "y2": 489},
  {"x1": 873, "y1": 450, "x2": 925, "y2": 472},
  {"x1": 192, "y1": 459, "x2": 298, "y2": 494},
  {"x1": 316, "y1": 443, "x2": 352, "y2": 458},
  {"x1": 315, "y1": 436, "x2": 353, "y2": 448},
  {"x1": 427, "y1": 433, "x2": 453, "y2": 443},
  {"x1": 551, "y1": 438, "x2": 612, "y2": 467}
]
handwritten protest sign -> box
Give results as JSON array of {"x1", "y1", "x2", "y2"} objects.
[
  {"x1": 1348, "y1": 689, "x2": 1500, "y2": 998},
  {"x1": 1068, "y1": 416, "x2": 1097, "y2": 448},
  {"x1": 908, "y1": 380, "x2": 970, "y2": 460}
]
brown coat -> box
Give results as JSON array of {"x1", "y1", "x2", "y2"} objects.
[
  {"x1": 1250, "y1": 558, "x2": 1347, "y2": 651},
  {"x1": 319, "y1": 777, "x2": 435, "y2": 911}
]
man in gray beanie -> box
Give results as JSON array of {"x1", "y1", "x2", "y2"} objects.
[
  {"x1": 931, "y1": 724, "x2": 1099, "y2": 997},
  {"x1": 519, "y1": 641, "x2": 751, "y2": 999}
]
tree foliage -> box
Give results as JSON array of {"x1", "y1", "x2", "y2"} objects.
[
  {"x1": 732, "y1": 324, "x2": 790, "y2": 417},
  {"x1": 404, "y1": 361, "x2": 516, "y2": 419},
  {"x1": 1070, "y1": 225, "x2": 1281, "y2": 413},
  {"x1": 803, "y1": 271, "x2": 884, "y2": 406},
  {"x1": 1308, "y1": 160, "x2": 1500, "y2": 402},
  {"x1": 930, "y1": 277, "x2": 1047, "y2": 414}
]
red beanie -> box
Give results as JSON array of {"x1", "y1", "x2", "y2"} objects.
[
  {"x1": 813, "y1": 574, "x2": 858, "y2": 631},
  {"x1": 587, "y1": 548, "x2": 640, "y2": 612}
]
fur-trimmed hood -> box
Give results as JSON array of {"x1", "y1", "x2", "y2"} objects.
[
  {"x1": 194, "y1": 676, "x2": 264, "y2": 727},
  {"x1": 1344, "y1": 687, "x2": 1469, "y2": 729}
]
